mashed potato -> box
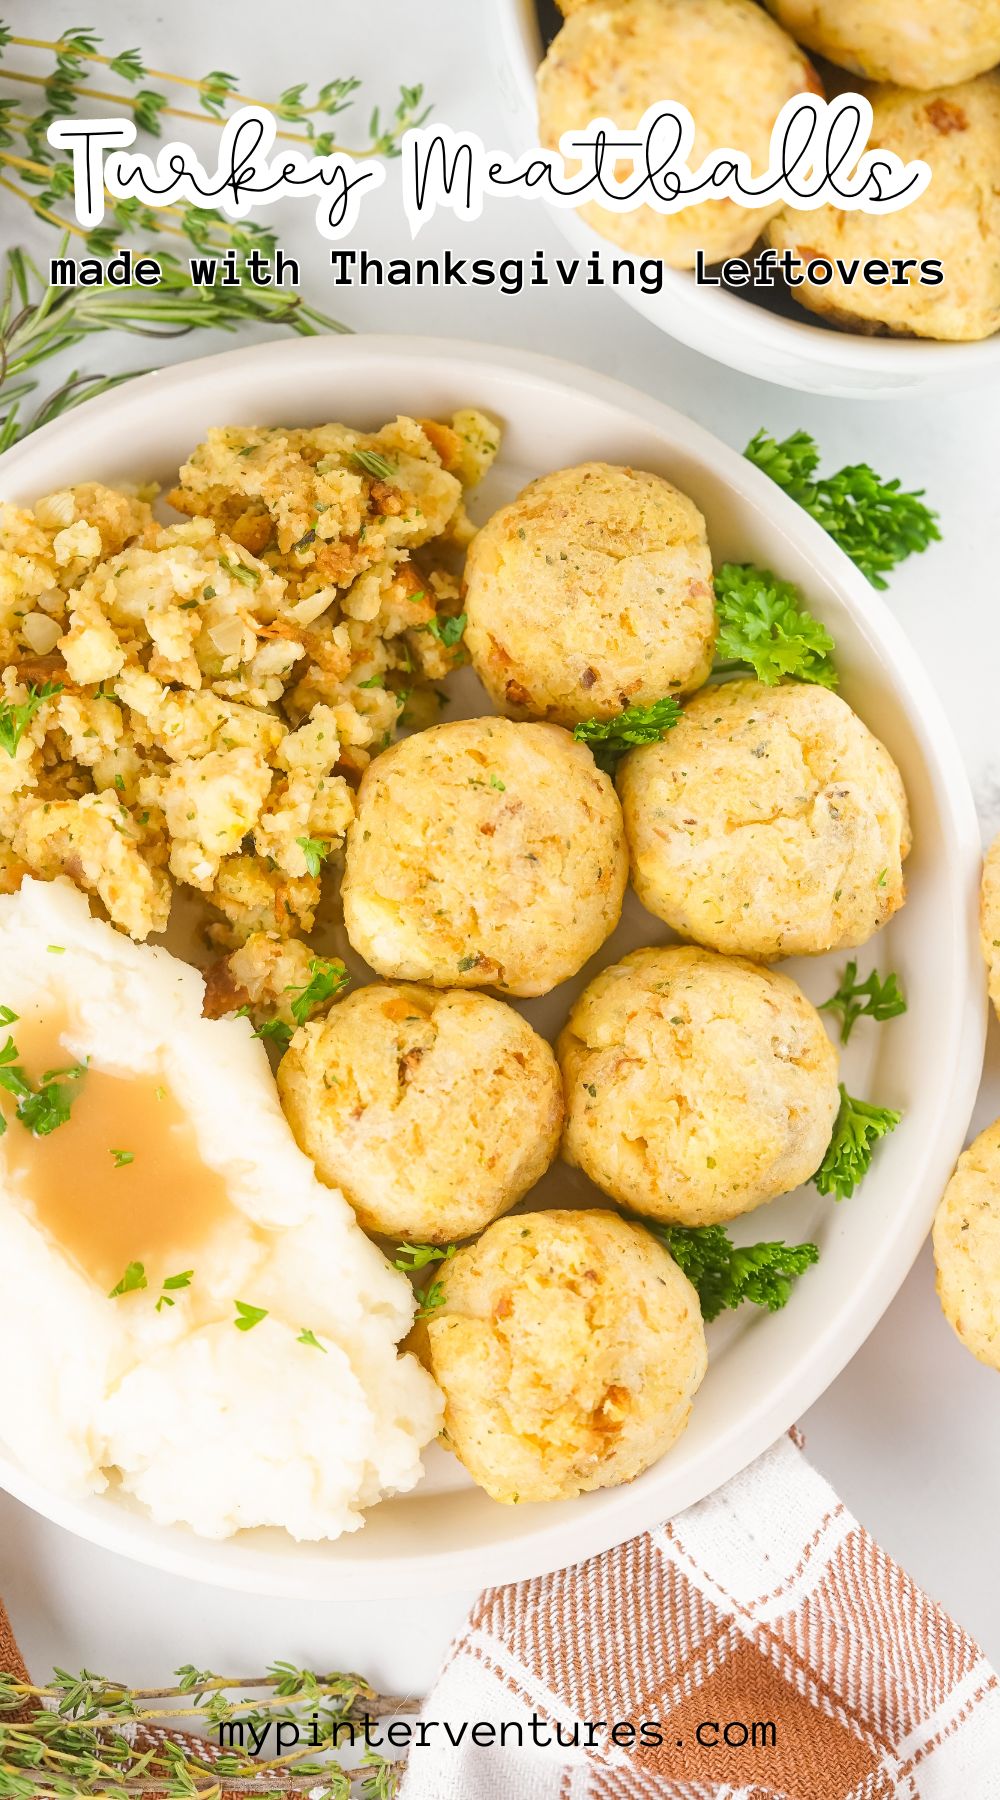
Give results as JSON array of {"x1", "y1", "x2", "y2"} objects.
[
  {"x1": 934, "y1": 1119, "x2": 1000, "y2": 1371},
  {"x1": 537, "y1": 0, "x2": 821, "y2": 268},
  {"x1": 277, "y1": 983, "x2": 563, "y2": 1242},
  {"x1": 618, "y1": 679, "x2": 910, "y2": 959},
  {"x1": 558, "y1": 945, "x2": 839, "y2": 1224},
  {"x1": 765, "y1": 75, "x2": 1000, "y2": 342},
  {"x1": 342, "y1": 717, "x2": 628, "y2": 997},
  {"x1": 464, "y1": 463, "x2": 716, "y2": 726},
  {"x1": 0, "y1": 879, "x2": 440, "y2": 1538},
  {"x1": 417, "y1": 1209, "x2": 707, "y2": 1502},
  {"x1": 981, "y1": 834, "x2": 1000, "y2": 1022},
  {"x1": 764, "y1": 0, "x2": 1000, "y2": 91}
]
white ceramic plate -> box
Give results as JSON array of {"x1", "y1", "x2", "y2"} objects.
[
  {"x1": 491, "y1": 0, "x2": 1000, "y2": 398},
  {"x1": 0, "y1": 335, "x2": 985, "y2": 1594}
]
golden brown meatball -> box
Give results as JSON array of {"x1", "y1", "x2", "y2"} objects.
[
  {"x1": 558, "y1": 945, "x2": 839, "y2": 1224},
  {"x1": 464, "y1": 463, "x2": 716, "y2": 727},
  {"x1": 277, "y1": 983, "x2": 563, "y2": 1243},
  {"x1": 980, "y1": 834, "x2": 1000, "y2": 1022},
  {"x1": 934, "y1": 1120, "x2": 1000, "y2": 1370},
  {"x1": 617, "y1": 680, "x2": 910, "y2": 960},
  {"x1": 765, "y1": 75, "x2": 1000, "y2": 342},
  {"x1": 417, "y1": 1209, "x2": 707, "y2": 1502},
  {"x1": 341, "y1": 717, "x2": 628, "y2": 998},
  {"x1": 537, "y1": 0, "x2": 822, "y2": 268},
  {"x1": 764, "y1": 0, "x2": 1000, "y2": 91}
]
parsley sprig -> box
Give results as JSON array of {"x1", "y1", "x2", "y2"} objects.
[
  {"x1": 813, "y1": 1085, "x2": 902, "y2": 1201},
  {"x1": 394, "y1": 1244, "x2": 457, "y2": 1319},
  {"x1": 394, "y1": 1242, "x2": 457, "y2": 1272},
  {"x1": 714, "y1": 564, "x2": 838, "y2": 689},
  {"x1": 642, "y1": 1219, "x2": 819, "y2": 1322},
  {"x1": 0, "y1": 1018, "x2": 86, "y2": 1137},
  {"x1": 574, "y1": 697, "x2": 683, "y2": 774},
  {"x1": 819, "y1": 961, "x2": 907, "y2": 1045},
  {"x1": 745, "y1": 429, "x2": 940, "y2": 590},
  {"x1": 247, "y1": 956, "x2": 351, "y2": 1050},
  {"x1": 0, "y1": 681, "x2": 63, "y2": 756}
]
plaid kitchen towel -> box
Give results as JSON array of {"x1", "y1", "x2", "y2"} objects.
[{"x1": 400, "y1": 1432, "x2": 1000, "y2": 1800}]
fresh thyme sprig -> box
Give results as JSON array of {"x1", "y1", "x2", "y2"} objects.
[
  {"x1": 0, "y1": 1660, "x2": 415, "y2": 1798},
  {"x1": 0, "y1": 242, "x2": 349, "y2": 450},
  {"x1": 0, "y1": 26, "x2": 431, "y2": 444},
  {"x1": 744, "y1": 428, "x2": 940, "y2": 589}
]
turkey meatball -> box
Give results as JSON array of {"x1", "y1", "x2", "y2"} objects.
[
  {"x1": 464, "y1": 462, "x2": 716, "y2": 726},
  {"x1": 558, "y1": 944, "x2": 840, "y2": 1224},
  {"x1": 417, "y1": 1209, "x2": 707, "y2": 1502},
  {"x1": 617, "y1": 679, "x2": 910, "y2": 959},
  {"x1": 537, "y1": 0, "x2": 822, "y2": 268},
  {"x1": 277, "y1": 983, "x2": 563, "y2": 1243},
  {"x1": 342, "y1": 718, "x2": 628, "y2": 997}
]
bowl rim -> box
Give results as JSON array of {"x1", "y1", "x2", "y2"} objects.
[
  {"x1": 0, "y1": 332, "x2": 987, "y2": 1595},
  {"x1": 491, "y1": 0, "x2": 1000, "y2": 388}
]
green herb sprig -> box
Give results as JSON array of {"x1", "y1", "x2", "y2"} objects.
[
  {"x1": 0, "y1": 680, "x2": 63, "y2": 755},
  {"x1": 0, "y1": 26, "x2": 431, "y2": 444},
  {"x1": 819, "y1": 961, "x2": 907, "y2": 1045},
  {"x1": 745, "y1": 429, "x2": 940, "y2": 589},
  {"x1": 393, "y1": 1242, "x2": 457, "y2": 1273},
  {"x1": 573, "y1": 696, "x2": 683, "y2": 774},
  {"x1": 813, "y1": 1085, "x2": 902, "y2": 1201},
  {"x1": 0, "y1": 1019, "x2": 86, "y2": 1136},
  {"x1": 0, "y1": 1656, "x2": 413, "y2": 1798},
  {"x1": 642, "y1": 1218, "x2": 819, "y2": 1322},
  {"x1": 713, "y1": 563, "x2": 838, "y2": 688}
]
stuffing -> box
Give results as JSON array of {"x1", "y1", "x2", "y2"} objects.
[{"x1": 0, "y1": 413, "x2": 500, "y2": 945}]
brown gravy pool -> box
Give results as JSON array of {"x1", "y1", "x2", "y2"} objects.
[{"x1": 2, "y1": 1005, "x2": 235, "y2": 1292}]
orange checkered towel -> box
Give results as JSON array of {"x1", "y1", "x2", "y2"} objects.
[{"x1": 400, "y1": 1433, "x2": 1000, "y2": 1800}]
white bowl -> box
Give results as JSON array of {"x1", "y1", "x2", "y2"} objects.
[
  {"x1": 0, "y1": 335, "x2": 985, "y2": 1594},
  {"x1": 492, "y1": 0, "x2": 1000, "y2": 398}
]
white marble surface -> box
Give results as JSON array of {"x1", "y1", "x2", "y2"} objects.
[{"x1": 2, "y1": 0, "x2": 1000, "y2": 1699}]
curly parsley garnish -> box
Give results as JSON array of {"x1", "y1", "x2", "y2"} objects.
[
  {"x1": 394, "y1": 1242, "x2": 457, "y2": 1273},
  {"x1": 233, "y1": 1300, "x2": 268, "y2": 1332},
  {"x1": 295, "y1": 835, "x2": 330, "y2": 879},
  {"x1": 819, "y1": 962, "x2": 907, "y2": 1045},
  {"x1": 289, "y1": 957, "x2": 350, "y2": 1027},
  {"x1": 350, "y1": 448, "x2": 397, "y2": 482},
  {"x1": 108, "y1": 1261, "x2": 147, "y2": 1299},
  {"x1": 420, "y1": 611, "x2": 467, "y2": 648},
  {"x1": 296, "y1": 1327, "x2": 327, "y2": 1352},
  {"x1": 744, "y1": 429, "x2": 939, "y2": 590},
  {"x1": 642, "y1": 1219, "x2": 819, "y2": 1322},
  {"x1": 573, "y1": 697, "x2": 683, "y2": 774},
  {"x1": 109, "y1": 1148, "x2": 134, "y2": 1168},
  {"x1": 0, "y1": 1022, "x2": 86, "y2": 1137},
  {"x1": 714, "y1": 564, "x2": 838, "y2": 688},
  {"x1": 813, "y1": 1085, "x2": 902, "y2": 1201},
  {"x1": 0, "y1": 681, "x2": 63, "y2": 756},
  {"x1": 414, "y1": 1280, "x2": 447, "y2": 1320},
  {"x1": 156, "y1": 1270, "x2": 194, "y2": 1313}
]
